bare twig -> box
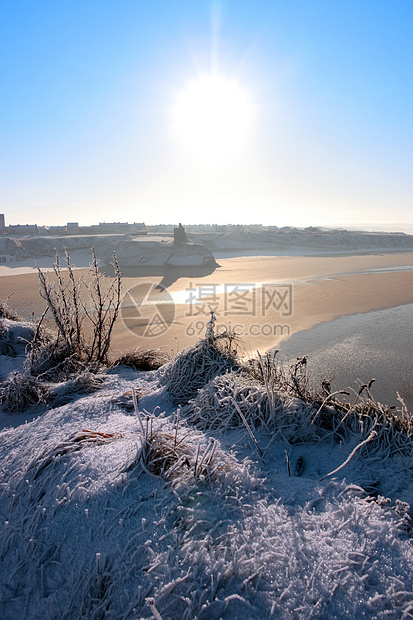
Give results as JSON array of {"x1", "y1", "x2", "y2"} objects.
[
  {"x1": 320, "y1": 429, "x2": 378, "y2": 480},
  {"x1": 231, "y1": 396, "x2": 263, "y2": 458}
]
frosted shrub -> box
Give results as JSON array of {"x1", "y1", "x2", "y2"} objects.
[
  {"x1": 0, "y1": 371, "x2": 48, "y2": 413},
  {"x1": 247, "y1": 350, "x2": 317, "y2": 401},
  {"x1": 184, "y1": 371, "x2": 275, "y2": 431},
  {"x1": 25, "y1": 339, "x2": 80, "y2": 380},
  {"x1": 113, "y1": 347, "x2": 170, "y2": 371},
  {"x1": 160, "y1": 314, "x2": 239, "y2": 405},
  {"x1": 37, "y1": 248, "x2": 122, "y2": 373},
  {"x1": 0, "y1": 298, "x2": 19, "y2": 320},
  {"x1": 0, "y1": 317, "x2": 37, "y2": 356}
]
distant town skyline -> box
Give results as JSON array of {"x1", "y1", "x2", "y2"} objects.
[
  {"x1": 2, "y1": 213, "x2": 412, "y2": 236},
  {"x1": 1, "y1": 1, "x2": 412, "y2": 232}
]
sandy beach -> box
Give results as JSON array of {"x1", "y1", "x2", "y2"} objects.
[{"x1": 1, "y1": 252, "x2": 412, "y2": 358}]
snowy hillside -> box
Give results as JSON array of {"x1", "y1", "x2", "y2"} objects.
[
  {"x1": 1, "y1": 316, "x2": 413, "y2": 619},
  {"x1": 4, "y1": 234, "x2": 217, "y2": 269},
  {"x1": 188, "y1": 229, "x2": 413, "y2": 254},
  {"x1": 4, "y1": 229, "x2": 413, "y2": 271}
]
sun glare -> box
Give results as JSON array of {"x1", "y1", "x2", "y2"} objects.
[{"x1": 173, "y1": 74, "x2": 252, "y2": 160}]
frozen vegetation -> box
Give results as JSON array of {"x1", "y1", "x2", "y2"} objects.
[{"x1": 1, "y1": 282, "x2": 413, "y2": 618}]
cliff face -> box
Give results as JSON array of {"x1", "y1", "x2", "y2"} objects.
[
  {"x1": 188, "y1": 230, "x2": 413, "y2": 253},
  {"x1": 9, "y1": 235, "x2": 122, "y2": 259},
  {"x1": 4, "y1": 228, "x2": 413, "y2": 265},
  {"x1": 6, "y1": 234, "x2": 218, "y2": 268},
  {"x1": 111, "y1": 236, "x2": 217, "y2": 267}
]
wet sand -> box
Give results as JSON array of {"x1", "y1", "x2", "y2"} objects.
[
  {"x1": 276, "y1": 304, "x2": 413, "y2": 410},
  {"x1": 1, "y1": 253, "x2": 412, "y2": 358}
]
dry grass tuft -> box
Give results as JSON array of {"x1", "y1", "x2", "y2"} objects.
[
  {"x1": 245, "y1": 351, "x2": 319, "y2": 402},
  {"x1": 184, "y1": 371, "x2": 279, "y2": 431},
  {"x1": 48, "y1": 371, "x2": 106, "y2": 407},
  {"x1": 0, "y1": 371, "x2": 49, "y2": 413},
  {"x1": 113, "y1": 347, "x2": 170, "y2": 371},
  {"x1": 160, "y1": 313, "x2": 240, "y2": 405},
  {"x1": 25, "y1": 336, "x2": 81, "y2": 380},
  {"x1": 127, "y1": 391, "x2": 223, "y2": 488},
  {"x1": 0, "y1": 298, "x2": 20, "y2": 321},
  {"x1": 134, "y1": 424, "x2": 223, "y2": 488}
]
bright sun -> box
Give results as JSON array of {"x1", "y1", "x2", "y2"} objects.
[{"x1": 173, "y1": 74, "x2": 252, "y2": 160}]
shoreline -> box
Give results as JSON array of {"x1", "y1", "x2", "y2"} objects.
[
  {"x1": 1, "y1": 246, "x2": 413, "y2": 279},
  {"x1": 112, "y1": 269, "x2": 413, "y2": 356},
  {"x1": 213, "y1": 247, "x2": 413, "y2": 260},
  {"x1": 1, "y1": 253, "x2": 412, "y2": 358},
  {"x1": 276, "y1": 303, "x2": 413, "y2": 411}
]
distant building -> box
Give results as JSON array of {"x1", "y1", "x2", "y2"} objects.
[
  {"x1": 48, "y1": 225, "x2": 67, "y2": 235},
  {"x1": 0, "y1": 237, "x2": 20, "y2": 262},
  {"x1": 94, "y1": 222, "x2": 148, "y2": 234},
  {"x1": 3, "y1": 215, "x2": 148, "y2": 237},
  {"x1": 0, "y1": 253, "x2": 15, "y2": 263},
  {"x1": 98, "y1": 222, "x2": 129, "y2": 233},
  {"x1": 7, "y1": 224, "x2": 38, "y2": 236},
  {"x1": 37, "y1": 226, "x2": 50, "y2": 235},
  {"x1": 131, "y1": 222, "x2": 149, "y2": 235},
  {"x1": 304, "y1": 226, "x2": 322, "y2": 233},
  {"x1": 174, "y1": 223, "x2": 188, "y2": 244},
  {"x1": 67, "y1": 222, "x2": 79, "y2": 233}
]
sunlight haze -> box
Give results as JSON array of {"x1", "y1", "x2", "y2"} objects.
[
  {"x1": 1, "y1": 0, "x2": 412, "y2": 231},
  {"x1": 172, "y1": 74, "x2": 253, "y2": 160}
]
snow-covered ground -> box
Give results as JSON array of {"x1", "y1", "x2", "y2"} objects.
[
  {"x1": 0, "y1": 234, "x2": 217, "y2": 274},
  {"x1": 188, "y1": 229, "x2": 413, "y2": 258},
  {"x1": 1, "y1": 318, "x2": 413, "y2": 619},
  {"x1": 0, "y1": 249, "x2": 93, "y2": 277},
  {"x1": 1, "y1": 228, "x2": 413, "y2": 277}
]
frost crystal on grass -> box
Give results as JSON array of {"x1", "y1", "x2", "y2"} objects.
[
  {"x1": 159, "y1": 326, "x2": 239, "y2": 405},
  {"x1": 1, "y1": 317, "x2": 413, "y2": 619}
]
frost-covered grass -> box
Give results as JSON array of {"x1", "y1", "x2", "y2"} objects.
[
  {"x1": 0, "y1": 318, "x2": 106, "y2": 414},
  {"x1": 0, "y1": 298, "x2": 20, "y2": 321},
  {"x1": 0, "y1": 370, "x2": 49, "y2": 413},
  {"x1": 0, "y1": 317, "x2": 36, "y2": 357},
  {"x1": 1, "y1": 249, "x2": 124, "y2": 414},
  {"x1": 1, "y1": 317, "x2": 413, "y2": 619},
  {"x1": 113, "y1": 347, "x2": 170, "y2": 372},
  {"x1": 159, "y1": 315, "x2": 240, "y2": 405}
]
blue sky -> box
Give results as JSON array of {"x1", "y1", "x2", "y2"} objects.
[{"x1": 1, "y1": 0, "x2": 412, "y2": 230}]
